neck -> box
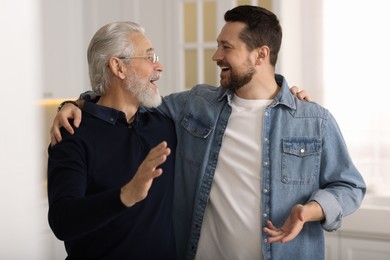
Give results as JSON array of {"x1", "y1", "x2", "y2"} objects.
[
  {"x1": 234, "y1": 71, "x2": 279, "y2": 100},
  {"x1": 97, "y1": 86, "x2": 139, "y2": 123}
]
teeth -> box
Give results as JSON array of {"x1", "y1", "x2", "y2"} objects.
[{"x1": 150, "y1": 72, "x2": 161, "y2": 82}]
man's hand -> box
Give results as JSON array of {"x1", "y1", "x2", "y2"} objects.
[
  {"x1": 263, "y1": 201, "x2": 324, "y2": 243},
  {"x1": 50, "y1": 101, "x2": 83, "y2": 146},
  {"x1": 263, "y1": 204, "x2": 306, "y2": 243},
  {"x1": 290, "y1": 86, "x2": 310, "y2": 101},
  {"x1": 120, "y1": 141, "x2": 171, "y2": 207}
]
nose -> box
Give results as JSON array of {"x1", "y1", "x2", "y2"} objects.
[
  {"x1": 155, "y1": 60, "x2": 163, "y2": 72},
  {"x1": 212, "y1": 48, "x2": 222, "y2": 62}
]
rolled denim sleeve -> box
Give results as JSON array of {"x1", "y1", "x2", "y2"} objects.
[
  {"x1": 309, "y1": 189, "x2": 343, "y2": 231},
  {"x1": 309, "y1": 112, "x2": 366, "y2": 232}
]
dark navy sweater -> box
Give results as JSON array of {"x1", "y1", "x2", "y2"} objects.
[{"x1": 47, "y1": 101, "x2": 177, "y2": 259}]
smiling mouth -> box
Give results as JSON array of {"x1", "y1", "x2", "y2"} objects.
[
  {"x1": 150, "y1": 78, "x2": 158, "y2": 84},
  {"x1": 217, "y1": 62, "x2": 230, "y2": 72},
  {"x1": 149, "y1": 72, "x2": 161, "y2": 85}
]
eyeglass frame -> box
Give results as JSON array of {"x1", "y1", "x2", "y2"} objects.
[{"x1": 117, "y1": 53, "x2": 159, "y2": 64}]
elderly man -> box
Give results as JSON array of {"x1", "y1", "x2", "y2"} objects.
[{"x1": 47, "y1": 22, "x2": 177, "y2": 259}]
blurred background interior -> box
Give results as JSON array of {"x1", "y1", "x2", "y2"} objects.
[{"x1": 1, "y1": 0, "x2": 390, "y2": 259}]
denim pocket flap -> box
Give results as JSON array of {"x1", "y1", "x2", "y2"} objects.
[
  {"x1": 282, "y1": 138, "x2": 322, "y2": 157},
  {"x1": 181, "y1": 113, "x2": 213, "y2": 138}
]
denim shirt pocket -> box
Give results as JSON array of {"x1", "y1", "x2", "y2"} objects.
[
  {"x1": 181, "y1": 113, "x2": 213, "y2": 138},
  {"x1": 281, "y1": 137, "x2": 322, "y2": 185},
  {"x1": 179, "y1": 113, "x2": 214, "y2": 164}
]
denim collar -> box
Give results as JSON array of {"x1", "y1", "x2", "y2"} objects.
[{"x1": 217, "y1": 74, "x2": 296, "y2": 110}]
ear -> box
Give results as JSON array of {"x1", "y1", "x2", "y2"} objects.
[
  {"x1": 107, "y1": 57, "x2": 126, "y2": 79},
  {"x1": 255, "y1": 45, "x2": 270, "y2": 65}
]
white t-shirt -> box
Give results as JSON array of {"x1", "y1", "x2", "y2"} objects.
[{"x1": 196, "y1": 95, "x2": 273, "y2": 260}]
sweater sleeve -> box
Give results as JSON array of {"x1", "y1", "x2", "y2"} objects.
[{"x1": 47, "y1": 132, "x2": 128, "y2": 241}]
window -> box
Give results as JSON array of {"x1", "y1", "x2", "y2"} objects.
[
  {"x1": 181, "y1": 0, "x2": 272, "y2": 89},
  {"x1": 323, "y1": 0, "x2": 390, "y2": 196},
  {"x1": 183, "y1": 0, "x2": 218, "y2": 89}
]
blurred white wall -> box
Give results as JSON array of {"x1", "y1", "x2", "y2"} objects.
[{"x1": 0, "y1": 0, "x2": 47, "y2": 259}]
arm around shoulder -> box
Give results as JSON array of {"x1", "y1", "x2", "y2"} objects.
[{"x1": 50, "y1": 99, "x2": 84, "y2": 146}]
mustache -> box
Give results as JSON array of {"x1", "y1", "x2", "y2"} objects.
[
  {"x1": 217, "y1": 61, "x2": 226, "y2": 67},
  {"x1": 150, "y1": 72, "x2": 162, "y2": 81}
]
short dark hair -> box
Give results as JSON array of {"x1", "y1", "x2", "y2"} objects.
[{"x1": 224, "y1": 5, "x2": 282, "y2": 66}]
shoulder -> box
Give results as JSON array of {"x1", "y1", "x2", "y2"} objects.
[
  {"x1": 162, "y1": 84, "x2": 227, "y2": 112},
  {"x1": 191, "y1": 83, "x2": 219, "y2": 92},
  {"x1": 187, "y1": 84, "x2": 228, "y2": 106},
  {"x1": 144, "y1": 108, "x2": 175, "y2": 125},
  {"x1": 167, "y1": 84, "x2": 224, "y2": 100},
  {"x1": 58, "y1": 112, "x2": 97, "y2": 141},
  {"x1": 191, "y1": 84, "x2": 225, "y2": 95},
  {"x1": 293, "y1": 98, "x2": 329, "y2": 120}
]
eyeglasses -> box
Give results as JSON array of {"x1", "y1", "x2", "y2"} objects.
[{"x1": 118, "y1": 53, "x2": 159, "y2": 64}]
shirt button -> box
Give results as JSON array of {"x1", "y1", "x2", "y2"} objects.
[
  {"x1": 265, "y1": 111, "x2": 269, "y2": 116},
  {"x1": 110, "y1": 118, "x2": 114, "y2": 122},
  {"x1": 300, "y1": 148, "x2": 305, "y2": 154},
  {"x1": 264, "y1": 188, "x2": 268, "y2": 193},
  {"x1": 264, "y1": 238, "x2": 268, "y2": 243},
  {"x1": 264, "y1": 137, "x2": 269, "y2": 142},
  {"x1": 263, "y1": 161, "x2": 269, "y2": 166},
  {"x1": 263, "y1": 213, "x2": 268, "y2": 218}
]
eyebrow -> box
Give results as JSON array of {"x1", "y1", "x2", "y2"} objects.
[
  {"x1": 217, "y1": 39, "x2": 233, "y2": 46},
  {"x1": 146, "y1": 47, "x2": 155, "y2": 53}
]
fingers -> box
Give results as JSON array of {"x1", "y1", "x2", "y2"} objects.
[
  {"x1": 141, "y1": 141, "x2": 171, "y2": 176},
  {"x1": 263, "y1": 219, "x2": 302, "y2": 243},
  {"x1": 297, "y1": 89, "x2": 310, "y2": 101},
  {"x1": 290, "y1": 86, "x2": 311, "y2": 101},
  {"x1": 263, "y1": 220, "x2": 278, "y2": 236},
  {"x1": 72, "y1": 108, "x2": 82, "y2": 128},
  {"x1": 50, "y1": 116, "x2": 65, "y2": 146},
  {"x1": 61, "y1": 118, "x2": 75, "y2": 135},
  {"x1": 290, "y1": 86, "x2": 299, "y2": 95},
  {"x1": 134, "y1": 141, "x2": 171, "y2": 181},
  {"x1": 50, "y1": 127, "x2": 60, "y2": 146},
  {"x1": 138, "y1": 141, "x2": 171, "y2": 174},
  {"x1": 49, "y1": 117, "x2": 72, "y2": 146},
  {"x1": 264, "y1": 228, "x2": 290, "y2": 243},
  {"x1": 60, "y1": 104, "x2": 82, "y2": 132},
  {"x1": 150, "y1": 141, "x2": 171, "y2": 160},
  {"x1": 263, "y1": 220, "x2": 290, "y2": 243},
  {"x1": 50, "y1": 103, "x2": 83, "y2": 145},
  {"x1": 120, "y1": 141, "x2": 172, "y2": 207},
  {"x1": 263, "y1": 221, "x2": 283, "y2": 243}
]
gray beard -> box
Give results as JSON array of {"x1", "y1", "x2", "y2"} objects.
[{"x1": 125, "y1": 76, "x2": 162, "y2": 108}]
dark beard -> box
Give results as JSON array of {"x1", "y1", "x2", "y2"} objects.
[{"x1": 222, "y1": 67, "x2": 255, "y2": 91}]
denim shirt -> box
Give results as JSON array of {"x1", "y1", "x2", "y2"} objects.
[{"x1": 159, "y1": 74, "x2": 366, "y2": 260}]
